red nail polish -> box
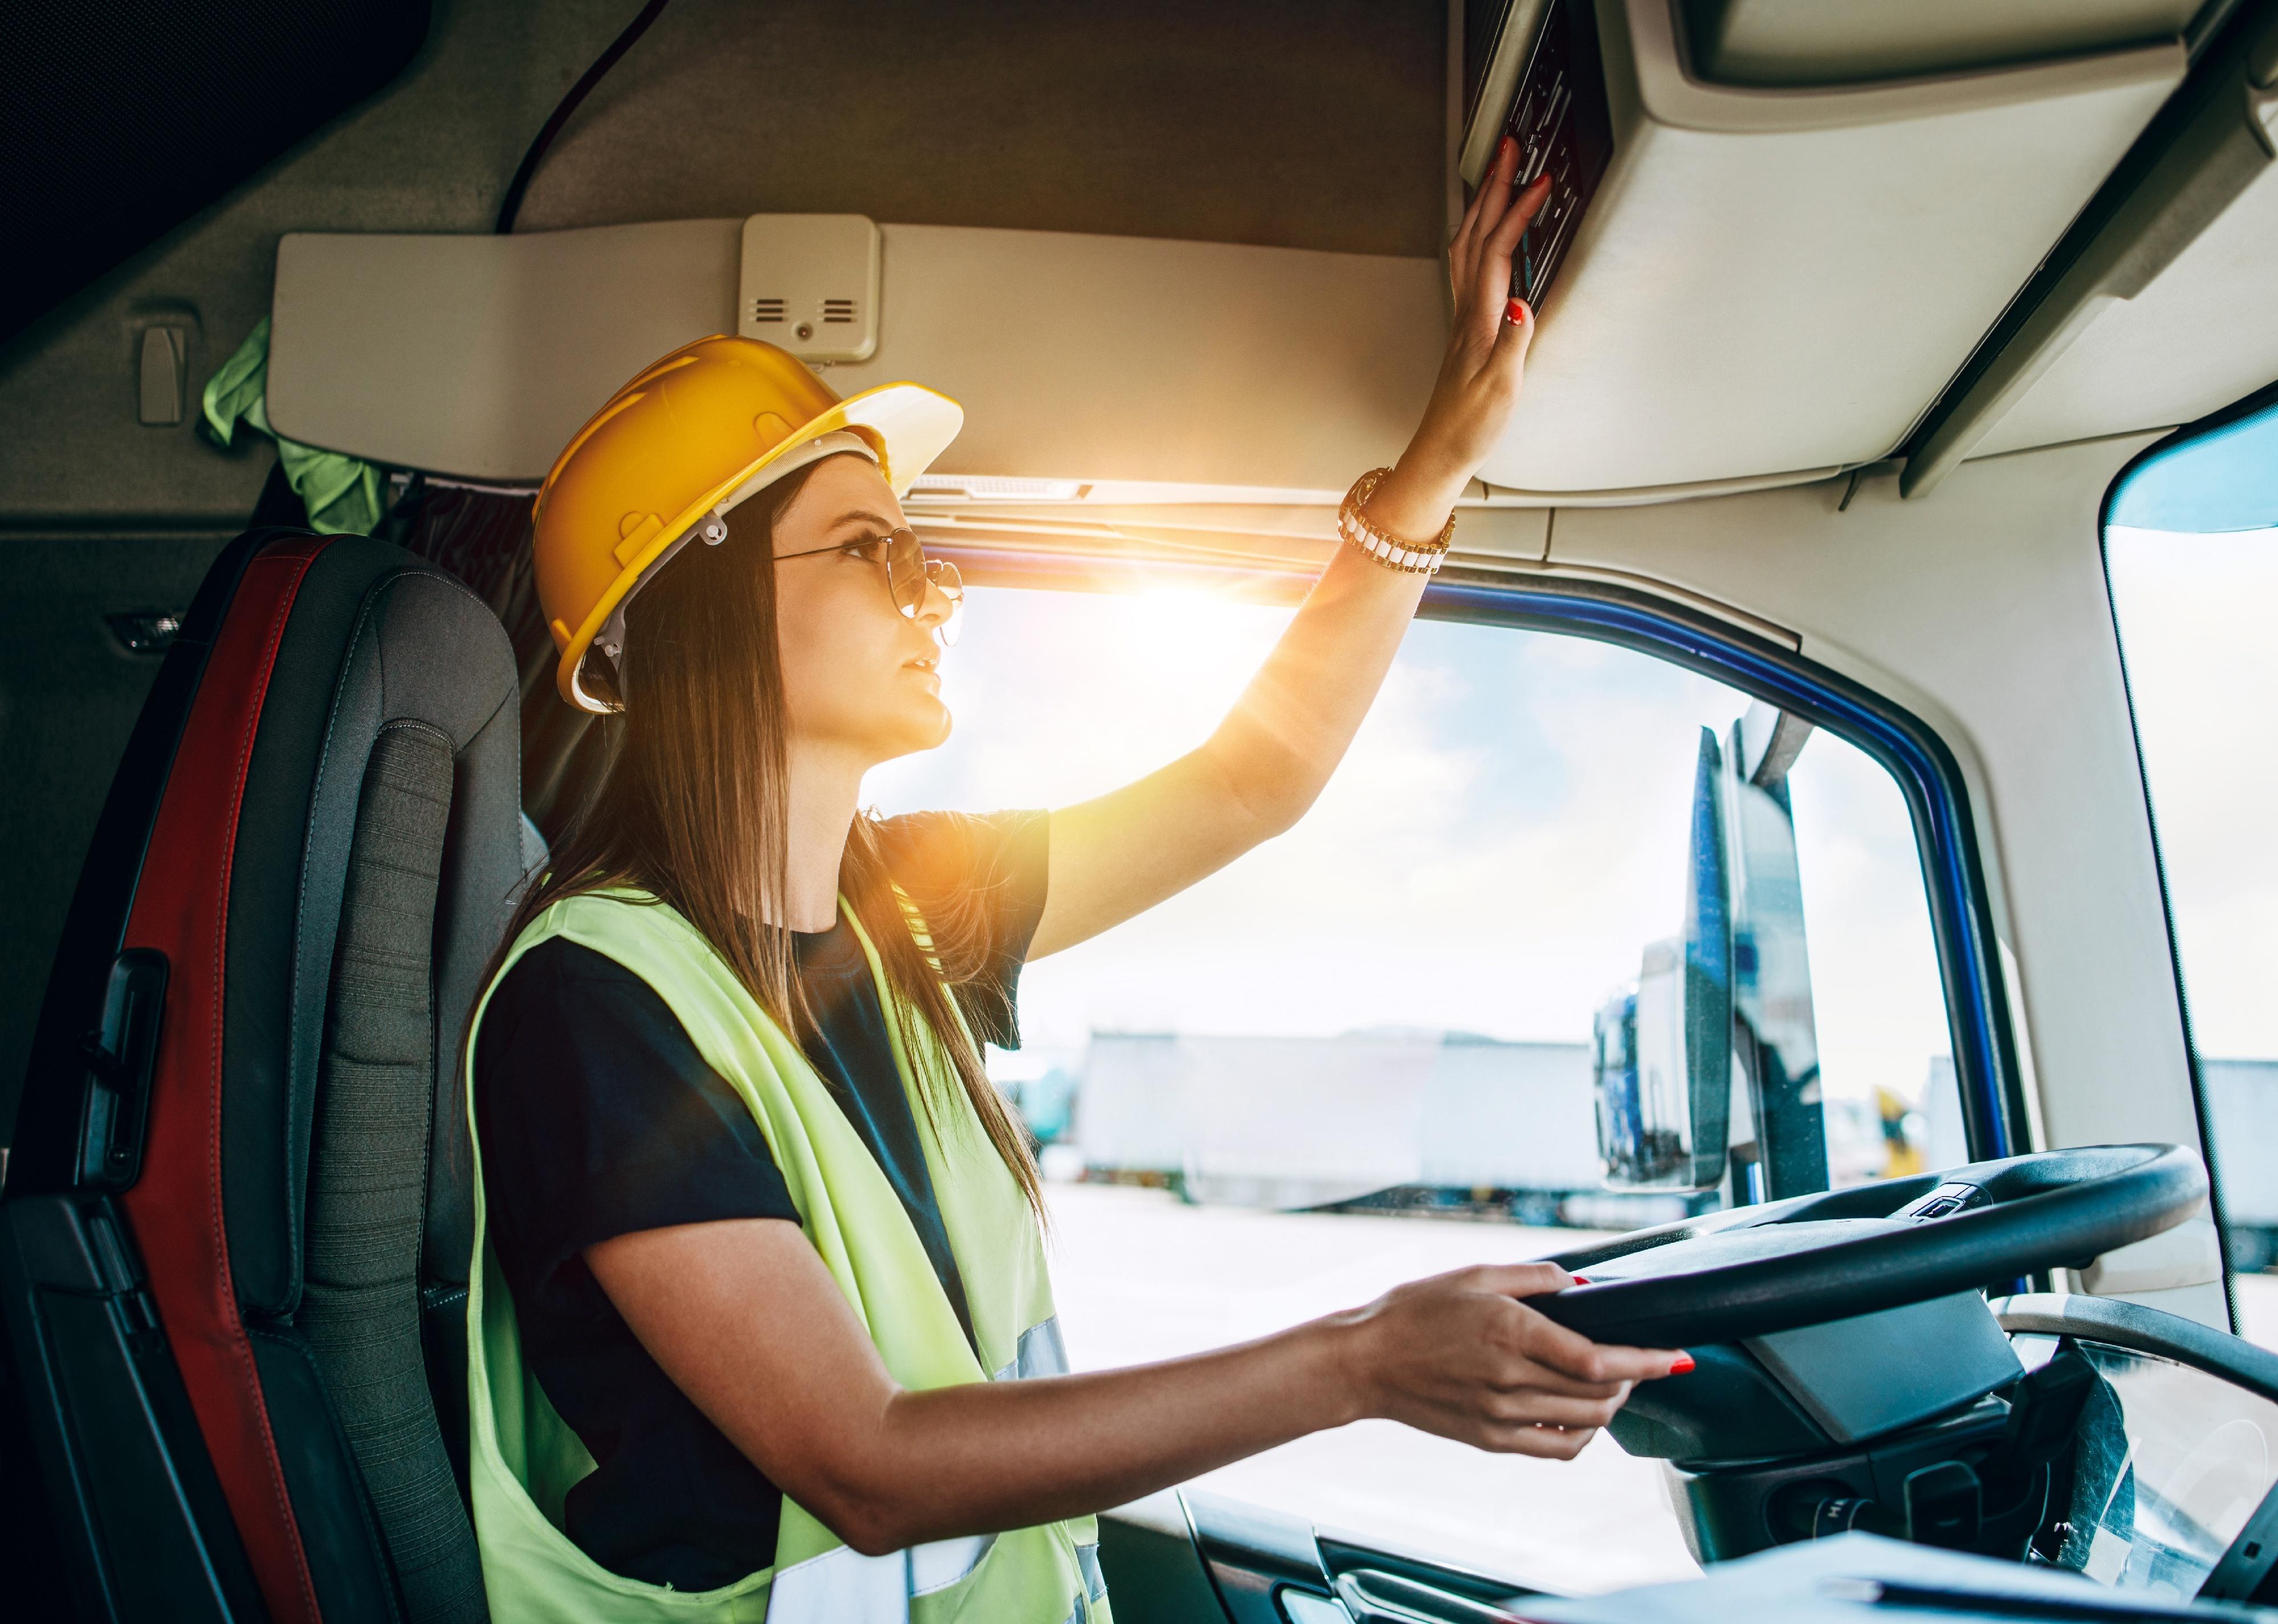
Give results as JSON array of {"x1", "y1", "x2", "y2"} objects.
[
  {"x1": 1507, "y1": 297, "x2": 1533, "y2": 325},
  {"x1": 1669, "y1": 1352, "x2": 1696, "y2": 1375},
  {"x1": 1569, "y1": 1274, "x2": 1591, "y2": 1284},
  {"x1": 1498, "y1": 134, "x2": 1516, "y2": 163}
]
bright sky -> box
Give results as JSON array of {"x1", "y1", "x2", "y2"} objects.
[
  {"x1": 2105, "y1": 525, "x2": 2278, "y2": 1060},
  {"x1": 863, "y1": 582, "x2": 1953, "y2": 1107}
]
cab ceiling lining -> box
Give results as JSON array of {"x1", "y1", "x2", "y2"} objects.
[
  {"x1": 0, "y1": 1, "x2": 432, "y2": 352},
  {"x1": 0, "y1": 0, "x2": 1446, "y2": 533},
  {"x1": 498, "y1": 0, "x2": 1449, "y2": 260}
]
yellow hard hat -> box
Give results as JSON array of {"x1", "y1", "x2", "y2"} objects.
[{"x1": 531, "y1": 334, "x2": 963, "y2": 712}]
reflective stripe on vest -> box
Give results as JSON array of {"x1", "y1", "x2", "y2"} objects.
[
  {"x1": 763, "y1": 1533, "x2": 996, "y2": 1621},
  {"x1": 763, "y1": 1532, "x2": 1102, "y2": 1624},
  {"x1": 464, "y1": 891, "x2": 1110, "y2": 1624},
  {"x1": 994, "y1": 1315, "x2": 1070, "y2": 1383}
]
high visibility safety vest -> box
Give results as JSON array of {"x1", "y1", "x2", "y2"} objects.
[{"x1": 464, "y1": 889, "x2": 1111, "y2": 1624}]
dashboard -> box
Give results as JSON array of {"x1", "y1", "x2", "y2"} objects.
[{"x1": 1106, "y1": 1292, "x2": 2278, "y2": 1621}]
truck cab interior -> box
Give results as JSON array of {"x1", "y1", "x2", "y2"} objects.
[{"x1": 6, "y1": 2, "x2": 2278, "y2": 1622}]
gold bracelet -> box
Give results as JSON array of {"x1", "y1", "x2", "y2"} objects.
[{"x1": 1339, "y1": 468, "x2": 1454, "y2": 575}]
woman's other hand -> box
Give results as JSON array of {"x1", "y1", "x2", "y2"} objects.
[
  {"x1": 1367, "y1": 137, "x2": 1552, "y2": 542},
  {"x1": 1333, "y1": 1262, "x2": 1689, "y2": 1460},
  {"x1": 591, "y1": 1221, "x2": 1683, "y2": 1555}
]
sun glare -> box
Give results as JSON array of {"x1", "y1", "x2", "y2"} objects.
[{"x1": 879, "y1": 583, "x2": 1294, "y2": 813}]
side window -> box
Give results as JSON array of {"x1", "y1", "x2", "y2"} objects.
[
  {"x1": 870, "y1": 583, "x2": 1963, "y2": 1589},
  {"x1": 2104, "y1": 397, "x2": 2278, "y2": 1345}
]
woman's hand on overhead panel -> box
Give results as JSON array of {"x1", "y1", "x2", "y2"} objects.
[
  {"x1": 1377, "y1": 138, "x2": 1553, "y2": 529},
  {"x1": 1025, "y1": 141, "x2": 1552, "y2": 961}
]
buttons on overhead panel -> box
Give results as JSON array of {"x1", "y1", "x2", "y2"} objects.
[
  {"x1": 1488, "y1": 0, "x2": 1614, "y2": 312},
  {"x1": 739, "y1": 214, "x2": 881, "y2": 365}
]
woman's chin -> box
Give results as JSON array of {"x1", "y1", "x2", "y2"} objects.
[{"x1": 877, "y1": 703, "x2": 953, "y2": 760}]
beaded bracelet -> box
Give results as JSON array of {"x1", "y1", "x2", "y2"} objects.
[{"x1": 1339, "y1": 467, "x2": 1456, "y2": 575}]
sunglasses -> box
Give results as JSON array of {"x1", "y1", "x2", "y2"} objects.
[{"x1": 778, "y1": 528, "x2": 963, "y2": 646}]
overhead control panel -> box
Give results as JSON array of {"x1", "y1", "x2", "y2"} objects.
[{"x1": 1468, "y1": 0, "x2": 1615, "y2": 312}]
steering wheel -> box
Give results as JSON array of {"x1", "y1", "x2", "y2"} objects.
[{"x1": 1533, "y1": 1144, "x2": 2205, "y2": 1349}]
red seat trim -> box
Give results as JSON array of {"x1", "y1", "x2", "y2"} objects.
[{"x1": 119, "y1": 536, "x2": 332, "y2": 1624}]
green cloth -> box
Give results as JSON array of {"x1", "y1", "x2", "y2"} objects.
[{"x1": 202, "y1": 317, "x2": 386, "y2": 536}]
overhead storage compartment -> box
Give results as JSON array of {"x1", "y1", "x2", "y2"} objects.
[
  {"x1": 1676, "y1": 0, "x2": 2202, "y2": 88},
  {"x1": 1461, "y1": 0, "x2": 2185, "y2": 493}
]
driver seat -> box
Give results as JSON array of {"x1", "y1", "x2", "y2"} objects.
[{"x1": 1, "y1": 529, "x2": 525, "y2": 1623}]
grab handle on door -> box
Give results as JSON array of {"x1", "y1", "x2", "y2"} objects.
[
  {"x1": 76, "y1": 949, "x2": 169, "y2": 1191},
  {"x1": 1333, "y1": 1568, "x2": 1533, "y2": 1624}
]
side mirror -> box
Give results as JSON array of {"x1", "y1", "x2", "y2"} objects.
[{"x1": 1594, "y1": 704, "x2": 1831, "y2": 1201}]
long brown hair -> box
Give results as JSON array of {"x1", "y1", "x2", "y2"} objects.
[{"x1": 488, "y1": 458, "x2": 1044, "y2": 1218}]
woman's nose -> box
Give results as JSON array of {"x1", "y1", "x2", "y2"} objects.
[
  {"x1": 913, "y1": 565, "x2": 962, "y2": 646},
  {"x1": 914, "y1": 577, "x2": 951, "y2": 628}
]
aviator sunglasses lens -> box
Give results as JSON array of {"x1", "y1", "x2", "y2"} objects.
[
  {"x1": 886, "y1": 531, "x2": 930, "y2": 614},
  {"x1": 929, "y1": 558, "x2": 963, "y2": 647},
  {"x1": 879, "y1": 530, "x2": 960, "y2": 644}
]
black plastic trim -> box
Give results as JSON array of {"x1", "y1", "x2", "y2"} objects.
[
  {"x1": 1182, "y1": 1489, "x2": 1333, "y2": 1624},
  {"x1": 10, "y1": 529, "x2": 313, "y2": 1193},
  {"x1": 0, "y1": 1193, "x2": 265, "y2": 1622}
]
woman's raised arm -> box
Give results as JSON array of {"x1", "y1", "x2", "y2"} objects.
[{"x1": 1029, "y1": 142, "x2": 1554, "y2": 961}]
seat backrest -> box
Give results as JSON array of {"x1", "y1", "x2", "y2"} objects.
[{"x1": 2, "y1": 529, "x2": 523, "y2": 1624}]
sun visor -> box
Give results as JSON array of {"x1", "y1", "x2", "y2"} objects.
[{"x1": 264, "y1": 216, "x2": 1445, "y2": 500}]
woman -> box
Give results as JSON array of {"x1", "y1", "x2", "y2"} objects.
[{"x1": 467, "y1": 141, "x2": 1686, "y2": 1622}]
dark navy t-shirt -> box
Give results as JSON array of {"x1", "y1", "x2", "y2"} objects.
[{"x1": 474, "y1": 810, "x2": 1049, "y2": 1592}]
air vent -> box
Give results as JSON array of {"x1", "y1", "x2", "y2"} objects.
[
  {"x1": 907, "y1": 475, "x2": 1089, "y2": 502},
  {"x1": 738, "y1": 215, "x2": 881, "y2": 363}
]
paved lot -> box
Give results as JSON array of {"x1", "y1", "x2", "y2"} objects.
[
  {"x1": 1044, "y1": 1182, "x2": 2278, "y2": 1596},
  {"x1": 1044, "y1": 1183, "x2": 1697, "y2": 1594}
]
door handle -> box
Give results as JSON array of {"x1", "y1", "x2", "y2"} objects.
[
  {"x1": 1332, "y1": 1568, "x2": 1534, "y2": 1624},
  {"x1": 76, "y1": 948, "x2": 168, "y2": 1190}
]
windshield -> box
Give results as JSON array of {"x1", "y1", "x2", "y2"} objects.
[
  {"x1": 2027, "y1": 1335, "x2": 2278, "y2": 1598},
  {"x1": 869, "y1": 578, "x2": 1966, "y2": 1589},
  {"x1": 2104, "y1": 393, "x2": 2278, "y2": 1344}
]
